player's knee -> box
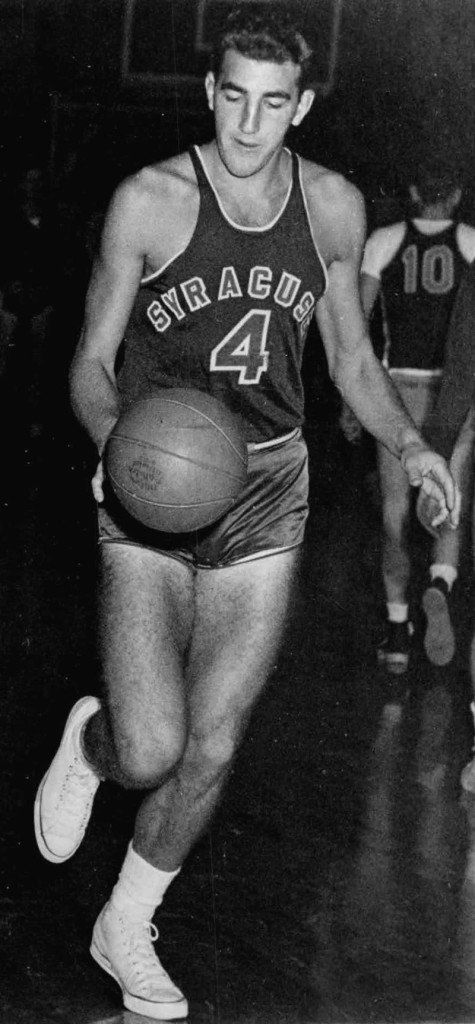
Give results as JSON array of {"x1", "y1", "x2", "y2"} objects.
[
  {"x1": 186, "y1": 724, "x2": 240, "y2": 787},
  {"x1": 115, "y1": 723, "x2": 185, "y2": 790}
]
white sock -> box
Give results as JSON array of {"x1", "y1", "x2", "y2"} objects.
[
  {"x1": 430, "y1": 563, "x2": 458, "y2": 591},
  {"x1": 110, "y1": 842, "x2": 181, "y2": 921},
  {"x1": 387, "y1": 602, "x2": 409, "y2": 623}
]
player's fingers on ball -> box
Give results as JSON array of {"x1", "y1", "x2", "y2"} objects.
[{"x1": 91, "y1": 474, "x2": 104, "y2": 504}]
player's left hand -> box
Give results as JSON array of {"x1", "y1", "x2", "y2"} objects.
[{"x1": 401, "y1": 445, "x2": 461, "y2": 531}]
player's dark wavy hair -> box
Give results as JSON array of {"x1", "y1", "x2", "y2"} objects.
[{"x1": 209, "y1": 2, "x2": 314, "y2": 94}]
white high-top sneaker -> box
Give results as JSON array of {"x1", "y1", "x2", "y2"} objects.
[
  {"x1": 90, "y1": 901, "x2": 188, "y2": 1020},
  {"x1": 34, "y1": 695, "x2": 102, "y2": 863}
]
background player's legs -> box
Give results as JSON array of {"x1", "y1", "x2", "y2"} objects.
[
  {"x1": 376, "y1": 375, "x2": 440, "y2": 674},
  {"x1": 376, "y1": 440, "x2": 413, "y2": 672},
  {"x1": 377, "y1": 441, "x2": 412, "y2": 608},
  {"x1": 431, "y1": 412, "x2": 474, "y2": 583},
  {"x1": 423, "y1": 415, "x2": 474, "y2": 665}
]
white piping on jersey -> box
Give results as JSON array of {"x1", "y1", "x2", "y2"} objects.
[
  {"x1": 247, "y1": 427, "x2": 299, "y2": 451},
  {"x1": 297, "y1": 156, "x2": 329, "y2": 295},
  {"x1": 141, "y1": 246, "x2": 188, "y2": 287},
  {"x1": 194, "y1": 144, "x2": 293, "y2": 233},
  {"x1": 140, "y1": 147, "x2": 327, "y2": 286}
]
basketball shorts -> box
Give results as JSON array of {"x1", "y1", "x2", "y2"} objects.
[
  {"x1": 97, "y1": 427, "x2": 309, "y2": 569},
  {"x1": 389, "y1": 369, "x2": 442, "y2": 430}
]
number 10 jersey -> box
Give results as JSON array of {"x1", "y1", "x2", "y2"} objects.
[
  {"x1": 117, "y1": 145, "x2": 327, "y2": 444},
  {"x1": 362, "y1": 218, "x2": 475, "y2": 372}
]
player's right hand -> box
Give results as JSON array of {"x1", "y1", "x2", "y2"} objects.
[{"x1": 92, "y1": 459, "x2": 105, "y2": 504}]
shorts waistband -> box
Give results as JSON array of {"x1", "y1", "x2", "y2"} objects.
[
  {"x1": 388, "y1": 368, "x2": 443, "y2": 383},
  {"x1": 247, "y1": 427, "x2": 301, "y2": 453}
]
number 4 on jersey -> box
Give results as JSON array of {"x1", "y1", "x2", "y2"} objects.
[{"x1": 210, "y1": 309, "x2": 271, "y2": 384}]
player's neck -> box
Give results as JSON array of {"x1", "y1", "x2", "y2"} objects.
[
  {"x1": 202, "y1": 141, "x2": 291, "y2": 212},
  {"x1": 414, "y1": 202, "x2": 456, "y2": 221}
]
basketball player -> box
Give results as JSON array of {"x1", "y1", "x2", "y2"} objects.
[
  {"x1": 34, "y1": 5, "x2": 459, "y2": 1019},
  {"x1": 342, "y1": 171, "x2": 475, "y2": 674}
]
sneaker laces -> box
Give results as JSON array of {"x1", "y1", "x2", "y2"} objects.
[
  {"x1": 50, "y1": 755, "x2": 98, "y2": 834},
  {"x1": 125, "y1": 920, "x2": 170, "y2": 989}
]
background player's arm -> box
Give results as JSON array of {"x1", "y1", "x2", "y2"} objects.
[
  {"x1": 69, "y1": 180, "x2": 146, "y2": 456},
  {"x1": 312, "y1": 178, "x2": 458, "y2": 524}
]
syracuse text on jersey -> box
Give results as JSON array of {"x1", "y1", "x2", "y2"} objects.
[{"x1": 145, "y1": 266, "x2": 317, "y2": 334}]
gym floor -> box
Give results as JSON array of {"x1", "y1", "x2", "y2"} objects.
[{"x1": 1, "y1": 405, "x2": 475, "y2": 1024}]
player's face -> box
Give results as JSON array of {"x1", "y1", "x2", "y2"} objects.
[{"x1": 205, "y1": 49, "x2": 315, "y2": 178}]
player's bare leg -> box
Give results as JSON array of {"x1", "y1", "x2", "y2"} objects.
[
  {"x1": 84, "y1": 545, "x2": 194, "y2": 792},
  {"x1": 130, "y1": 548, "x2": 300, "y2": 868},
  {"x1": 86, "y1": 542, "x2": 300, "y2": 1018},
  {"x1": 423, "y1": 414, "x2": 474, "y2": 666},
  {"x1": 377, "y1": 441, "x2": 413, "y2": 673}
]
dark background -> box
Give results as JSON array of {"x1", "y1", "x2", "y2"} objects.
[{"x1": 2, "y1": 0, "x2": 475, "y2": 226}]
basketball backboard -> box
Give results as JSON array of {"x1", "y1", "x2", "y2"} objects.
[{"x1": 122, "y1": 0, "x2": 343, "y2": 96}]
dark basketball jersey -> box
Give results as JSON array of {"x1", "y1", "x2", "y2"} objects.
[
  {"x1": 380, "y1": 221, "x2": 469, "y2": 371},
  {"x1": 117, "y1": 146, "x2": 327, "y2": 443}
]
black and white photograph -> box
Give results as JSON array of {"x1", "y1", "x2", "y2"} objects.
[{"x1": 2, "y1": 2, "x2": 475, "y2": 1022}]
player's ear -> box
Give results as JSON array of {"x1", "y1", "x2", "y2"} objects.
[
  {"x1": 409, "y1": 184, "x2": 420, "y2": 205},
  {"x1": 205, "y1": 71, "x2": 216, "y2": 111},
  {"x1": 291, "y1": 88, "x2": 315, "y2": 126}
]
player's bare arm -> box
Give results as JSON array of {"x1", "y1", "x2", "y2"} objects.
[
  {"x1": 304, "y1": 166, "x2": 458, "y2": 524},
  {"x1": 70, "y1": 156, "x2": 199, "y2": 456},
  {"x1": 360, "y1": 270, "x2": 381, "y2": 322}
]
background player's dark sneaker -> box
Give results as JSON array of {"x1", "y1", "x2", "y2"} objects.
[
  {"x1": 377, "y1": 621, "x2": 413, "y2": 675},
  {"x1": 422, "y1": 578, "x2": 455, "y2": 666}
]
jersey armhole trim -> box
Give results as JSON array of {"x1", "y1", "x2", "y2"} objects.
[{"x1": 141, "y1": 246, "x2": 189, "y2": 286}]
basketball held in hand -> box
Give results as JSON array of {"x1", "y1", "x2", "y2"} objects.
[{"x1": 104, "y1": 389, "x2": 248, "y2": 533}]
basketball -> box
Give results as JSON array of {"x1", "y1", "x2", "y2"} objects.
[{"x1": 104, "y1": 389, "x2": 248, "y2": 533}]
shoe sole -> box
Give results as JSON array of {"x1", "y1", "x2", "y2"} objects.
[
  {"x1": 34, "y1": 769, "x2": 79, "y2": 864},
  {"x1": 33, "y1": 696, "x2": 100, "y2": 864},
  {"x1": 90, "y1": 940, "x2": 189, "y2": 1020},
  {"x1": 422, "y1": 587, "x2": 455, "y2": 666}
]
